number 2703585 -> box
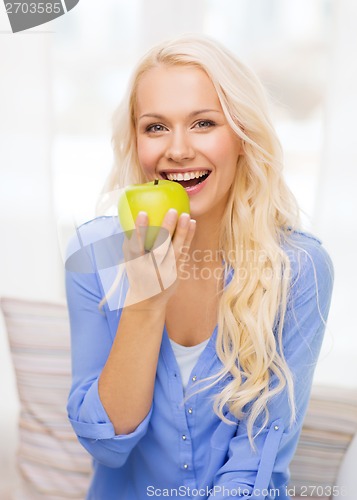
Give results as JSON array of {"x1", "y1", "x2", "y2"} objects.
[{"x1": 5, "y1": 3, "x2": 62, "y2": 14}]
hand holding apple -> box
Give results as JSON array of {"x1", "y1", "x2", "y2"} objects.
[{"x1": 118, "y1": 179, "x2": 190, "y2": 251}]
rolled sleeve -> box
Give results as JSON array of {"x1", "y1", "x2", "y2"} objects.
[
  {"x1": 209, "y1": 419, "x2": 285, "y2": 499},
  {"x1": 69, "y1": 379, "x2": 115, "y2": 438},
  {"x1": 69, "y1": 378, "x2": 153, "y2": 440}
]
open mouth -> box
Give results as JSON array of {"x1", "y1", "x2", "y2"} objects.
[{"x1": 162, "y1": 170, "x2": 211, "y2": 189}]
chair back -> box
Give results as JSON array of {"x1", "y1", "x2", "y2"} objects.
[{"x1": 1, "y1": 297, "x2": 92, "y2": 499}]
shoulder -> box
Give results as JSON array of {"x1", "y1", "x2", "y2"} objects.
[
  {"x1": 65, "y1": 216, "x2": 121, "y2": 258},
  {"x1": 71, "y1": 216, "x2": 121, "y2": 246},
  {"x1": 281, "y1": 228, "x2": 334, "y2": 305},
  {"x1": 282, "y1": 228, "x2": 334, "y2": 277},
  {"x1": 64, "y1": 216, "x2": 123, "y2": 275}
]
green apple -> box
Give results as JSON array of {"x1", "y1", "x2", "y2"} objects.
[{"x1": 118, "y1": 179, "x2": 190, "y2": 251}]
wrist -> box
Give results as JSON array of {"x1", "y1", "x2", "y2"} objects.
[{"x1": 123, "y1": 295, "x2": 167, "y2": 316}]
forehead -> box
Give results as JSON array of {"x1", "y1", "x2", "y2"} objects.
[{"x1": 135, "y1": 65, "x2": 221, "y2": 116}]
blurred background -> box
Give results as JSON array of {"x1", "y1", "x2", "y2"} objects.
[{"x1": 1, "y1": 0, "x2": 356, "y2": 496}]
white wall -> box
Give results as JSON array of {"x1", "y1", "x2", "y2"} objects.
[
  {"x1": 313, "y1": 0, "x2": 357, "y2": 387},
  {"x1": 0, "y1": 20, "x2": 63, "y2": 497}
]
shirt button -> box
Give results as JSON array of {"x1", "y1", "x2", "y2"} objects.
[
  {"x1": 274, "y1": 425, "x2": 279, "y2": 431},
  {"x1": 183, "y1": 464, "x2": 188, "y2": 469},
  {"x1": 188, "y1": 408, "x2": 193, "y2": 414},
  {"x1": 182, "y1": 435, "x2": 187, "y2": 440},
  {"x1": 192, "y1": 375, "x2": 197, "y2": 382}
]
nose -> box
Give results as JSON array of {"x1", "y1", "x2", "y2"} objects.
[{"x1": 165, "y1": 129, "x2": 195, "y2": 162}]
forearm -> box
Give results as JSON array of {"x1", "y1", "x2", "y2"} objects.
[
  {"x1": 98, "y1": 301, "x2": 166, "y2": 435},
  {"x1": 93, "y1": 210, "x2": 195, "y2": 436}
]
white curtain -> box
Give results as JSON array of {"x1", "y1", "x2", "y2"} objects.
[
  {"x1": 313, "y1": 0, "x2": 357, "y2": 387},
  {"x1": 0, "y1": 28, "x2": 60, "y2": 496}
]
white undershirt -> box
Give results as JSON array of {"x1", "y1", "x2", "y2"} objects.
[{"x1": 169, "y1": 338, "x2": 210, "y2": 391}]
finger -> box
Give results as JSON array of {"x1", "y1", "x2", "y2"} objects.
[
  {"x1": 153, "y1": 216, "x2": 195, "y2": 289},
  {"x1": 160, "y1": 208, "x2": 179, "y2": 236},
  {"x1": 155, "y1": 213, "x2": 193, "y2": 272},
  {"x1": 152, "y1": 212, "x2": 193, "y2": 268},
  {"x1": 125, "y1": 211, "x2": 148, "y2": 259},
  {"x1": 182, "y1": 219, "x2": 197, "y2": 250},
  {"x1": 171, "y1": 213, "x2": 192, "y2": 254},
  {"x1": 176, "y1": 218, "x2": 196, "y2": 264},
  {"x1": 150, "y1": 209, "x2": 178, "y2": 262}
]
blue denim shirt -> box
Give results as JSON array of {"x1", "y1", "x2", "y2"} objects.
[{"x1": 65, "y1": 216, "x2": 334, "y2": 500}]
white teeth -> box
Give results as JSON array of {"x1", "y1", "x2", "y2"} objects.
[{"x1": 166, "y1": 170, "x2": 209, "y2": 181}]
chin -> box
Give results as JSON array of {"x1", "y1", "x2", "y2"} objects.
[{"x1": 190, "y1": 206, "x2": 213, "y2": 220}]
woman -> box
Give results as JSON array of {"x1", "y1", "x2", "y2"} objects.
[{"x1": 66, "y1": 34, "x2": 334, "y2": 499}]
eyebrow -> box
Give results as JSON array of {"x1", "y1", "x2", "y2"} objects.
[{"x1": 138, "y1": 109, "x2": 222, "y2": 120}]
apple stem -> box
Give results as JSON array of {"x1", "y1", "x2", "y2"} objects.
[{"x1": 154, "y1": 179, "x2": 159, "y2": 185}]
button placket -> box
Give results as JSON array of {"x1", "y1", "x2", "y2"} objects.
[
  {"x1": 161, "y1": 322, "x2": 218, "y2": 491},
  {"x1": 162, "y1": 330, "x2": 198, "y2": 488},
  {"x1": 179, "y1": 431, "x2": 193, "y2": 478},
  {"x1": 178, "y1": 406, "x2": 196, "y2": 480}
]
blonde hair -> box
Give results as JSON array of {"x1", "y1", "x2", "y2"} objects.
[{"x1": 99, "y1": 34, "x2": 301, "y2": 446}]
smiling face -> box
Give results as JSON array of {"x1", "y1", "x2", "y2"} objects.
[{"x1": 135, "y1": 65, "x2": 242, "y2": 221}]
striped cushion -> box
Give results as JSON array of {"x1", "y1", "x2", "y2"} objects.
[
  {"x1": 289, "y1": 385, "x2": 357, "y2": 499},
  {"x1": 0, "y1": 297, "x2": 92, "y2": 499}
]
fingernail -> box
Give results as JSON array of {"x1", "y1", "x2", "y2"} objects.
[
  {"x1": 136, "y1": 211, "x2": 148, "y2": 224},
  {"x1": 179, "y1": 213, "x2": 190, "y2": 228},
  {"x1": 166, "y1": 209, "x2": 178, "y2": 223}
]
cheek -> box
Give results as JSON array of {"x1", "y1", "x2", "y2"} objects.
[
  {"x1": 202, "y1": 132, "x2": 240, "y2": 166},
  {"x1": 136, "y1": 137, "x2": 160, "y2": 173}
]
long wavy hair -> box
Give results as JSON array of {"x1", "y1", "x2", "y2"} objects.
[{"x1": 98, "y1": 34, "x2": 301, "y2": 446}]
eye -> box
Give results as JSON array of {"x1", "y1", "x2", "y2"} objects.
[
  {"x1": 146, "y1": 123, "x2": 167, "y2": 133},
  {"x1": 194, "y1": 120, "x2": 215, "y2": 129}
]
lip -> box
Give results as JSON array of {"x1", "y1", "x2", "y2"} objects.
[
  {"x1": 183, "y1": 171, "x2": 211, "y2": 196},
  {"x1": 156, "y1": 169, "x2": 212, "y2": 196},
  {"x1": 159, "y1": 168, "x2": 211, "y2": 178}
]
